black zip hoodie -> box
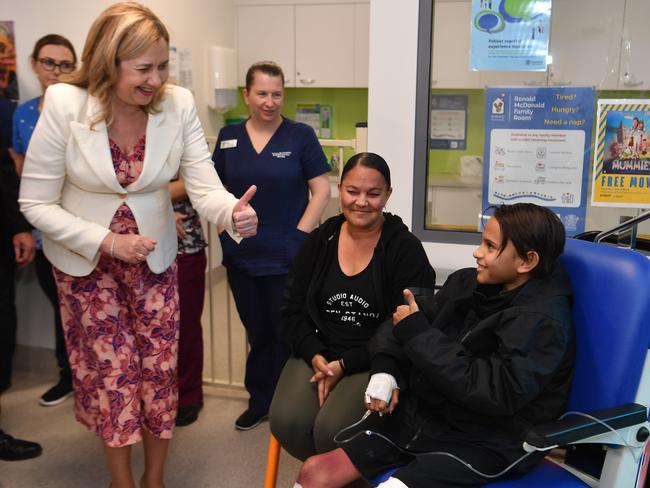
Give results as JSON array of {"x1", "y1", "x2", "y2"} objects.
[
  {"x1": 370, "y1": 263, "x2": 575, "y2": 444},
  {"x1": 281, "y1": 213, "x2": 436, "y2": 374}
]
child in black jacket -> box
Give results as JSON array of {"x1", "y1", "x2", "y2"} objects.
[{"x1": 294, "y1": 203, "x2": 575, "y2": 488}]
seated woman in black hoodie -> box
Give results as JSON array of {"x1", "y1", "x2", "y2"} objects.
[
  {"x1": 295, "y1": 203, "x2": 575, "y2": 487},
  {"x1": 270, "y1": 153, "x2": 436, "y2": 461}
]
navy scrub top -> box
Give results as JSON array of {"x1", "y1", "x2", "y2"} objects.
[{"x1": 212, "y1": 117, "x2": 330, "y2": 276}]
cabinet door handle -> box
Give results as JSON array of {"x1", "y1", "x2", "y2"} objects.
[
  {"x1": 299, "y1": 78, "x2": 316, "y2": 85},
  {"x1": 622, "y1": 73, "x2": 644, "y2": 88}
]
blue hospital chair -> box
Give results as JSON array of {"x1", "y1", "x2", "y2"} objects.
[{"x1": 373, "y1": 238, "x2": 650, "y2": 487}]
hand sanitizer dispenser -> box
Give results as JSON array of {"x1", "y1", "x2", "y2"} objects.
[{"x1": 208, "y1": 46, "x2": 237, "y2": 113}]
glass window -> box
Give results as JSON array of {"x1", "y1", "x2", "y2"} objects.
[{"x1": 413, "y1": 0, "x2": 650, "y2": 245}]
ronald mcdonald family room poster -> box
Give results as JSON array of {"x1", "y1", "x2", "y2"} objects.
[{"x1": 592, "y1": 100, "x2": 650, "y2": 208}]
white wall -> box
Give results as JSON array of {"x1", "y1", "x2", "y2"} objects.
[
  {"x1": 367, "y1": 0, "x2": 475, "y2": 283},
  {"x1": 5, "y1": 0, "x2": 235, "y2": 348},
  {"x1": 6, "y1": 0, "x2": 235, "y2": 137}
]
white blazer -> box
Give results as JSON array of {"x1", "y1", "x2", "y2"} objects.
[{"x1": 19, "y1": 83, "x2": 238, "y2": 277}]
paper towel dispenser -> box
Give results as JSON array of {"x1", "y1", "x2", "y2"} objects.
[{"x1": 208, "y1": 46, "x2": 237, "y2": 113}]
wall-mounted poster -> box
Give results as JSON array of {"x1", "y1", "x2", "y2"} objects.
[
  {"x1": 295, "y1": 103, "x2": 332, "y2": 138},
  {"x1": 430, "y1": 95, "x2": 468, "y2": 150},
  {"x1": 0, "y1": 21, "x2": 19, "y2": 100},
  {"x1": 591, "y1": 100, "x2": 650, "y2": 208},
  {"x1": 482, "y1": 86, "x2": 595, "y2": 235},
  {"x1": 470, "y1": 0, "x2": 551, "y2": 71},
  {"x1": 169, "y1": 46, "x2": 193, "y2": 91}
]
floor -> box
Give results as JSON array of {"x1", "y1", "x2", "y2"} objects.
[{"x1": 1, "y1": 365, "x2": 302, "y2": 488}]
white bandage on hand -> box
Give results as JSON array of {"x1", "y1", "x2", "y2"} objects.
[{"x1": 365, "y1": 373, "x2": 398, "y2": 404}]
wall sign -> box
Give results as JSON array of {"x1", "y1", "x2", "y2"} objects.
[
  {"x1": 482, "y1": 86, "x2": 595, "y2": 235},
  {"x1": 592, "y1": 99, "x2": 650, "y2": 208},
  {"x1": 430, "y1": 95, "x2": 468, "y2": 150},
  {"x1": 470, "y1": 0, "x2": 551, "y2": 71}
]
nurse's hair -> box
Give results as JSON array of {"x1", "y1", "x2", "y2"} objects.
[
  {"x1": 491, "y1": 203, "x2": 565, "y2": 278},
  {"x1": 31, "y1": 34, "x2": 77, "y2": 65},
  {"x1": 67, "y1": 2, "x2": 170, "y2": 128},
  {"x1": 245, "y1": 61, "x2": 285, "y2": 90},
  {"x1": 340, "y1": 152, "x2": 391, "y2": 190}
]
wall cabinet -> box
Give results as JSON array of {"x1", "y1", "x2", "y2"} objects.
[
  {"x1": 431, "y1": 1, "x2": 481, "y2": 89},
  {"x1": 618, "y1": 0, "x2": 650, "y2": 90},
  {"x1": 236, "y1": 2, "x2": 369, "y2": 88},
  {"x1": 236, "y1": 5, "x2": 296, "y2": 87},
  {"x1": 353, "y1": 3, "x2": 370, "y2": 87},
  {"x1": 547, "y1": 0, "x2": 623, "y2": 89},
  {"x1": 295, "y1": 4, "x2": 355, "y2": 87},
  {"x1": 431, "y1": 0, "x2": 649, "y2": 91},
  {"x1": 548, "y1": 0, "x2": 650, "y2": 90},
  {"x1": 430, "y1": 0, "x2": 548, "y2": 89},
  {"x1": 427, "y1": 179, "x2": 483, "y2": 229}
]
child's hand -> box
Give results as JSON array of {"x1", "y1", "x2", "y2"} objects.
[
  {"x1": 365, "y1": 373, "x2": 400, "y2": 415},
  {"x1": 392, "y1": 289, "x2": 419, "y2": 325},
  {"x1": 367, "y1": 389, "x2": 400, "y2": 415}
]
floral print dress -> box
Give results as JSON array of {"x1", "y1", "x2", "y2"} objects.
[{"x1": 53, "y1": 134, "x2": 180, "y2": 447}]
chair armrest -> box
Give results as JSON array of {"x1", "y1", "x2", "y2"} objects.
[{"x1": 524, "y1": 403, "x2": 648, "y2": 449}]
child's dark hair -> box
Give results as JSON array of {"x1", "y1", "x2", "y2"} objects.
[
  {"x1": 340, "y1": 152, "x2": 391, "y2": 189},
  {"x1": 492, "y1": 203, "x2": 565, "y2": 277}
]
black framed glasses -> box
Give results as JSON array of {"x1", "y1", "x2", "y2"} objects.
[{"x1": 38, "y1": 57, "x2": 75, "y2": 74}]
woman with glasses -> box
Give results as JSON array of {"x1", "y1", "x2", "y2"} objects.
[
  {"x1": 10, "y1": 34, "x2": 77, "y2": 409},
  {"x1": 11, "y1": 35, "x2": 76, "y2": 176}
]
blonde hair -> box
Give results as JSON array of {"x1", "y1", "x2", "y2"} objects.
[{"x1": 67, "y1": 2, "x2": 170, "y2": 127}]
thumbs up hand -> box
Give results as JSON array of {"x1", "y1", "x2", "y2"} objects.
[
  {"x1": 232, "y1": 185, "x2": 258, "y2": 238},
  {"x1": 392, "y1": 289, "x2": 420, "y2": 326}
]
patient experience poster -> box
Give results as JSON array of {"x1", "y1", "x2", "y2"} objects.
[
  {"x1": 470, "y1": 0, "x2": 551, "y2": 71},
  {"x1": 591, "y1": 99, "x2": 650, "y2": 208},
  {"x1": 482, "y1": 87, "x2": 595, "y2": 235}
]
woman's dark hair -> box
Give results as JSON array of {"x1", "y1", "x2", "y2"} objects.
[
  {"x1": 340, "y1": 152, "x2": 391, "y2": 189},
  {"x1": 245, "y1": 61, "x2": 284, "y2": 90},
  {"x1": 31, "y1": 34, "x2": 77, "y2": 64},
  {"x1": 491, "y1": 203, "x2": 565, "y2": 277}
]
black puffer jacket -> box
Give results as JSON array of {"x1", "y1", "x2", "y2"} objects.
[
  {"x1": 370, "y1": 263, "x2": 575, "y2": 442},
  {"x1": 281, "y1": 213, "x2": 436, "y2": 374}
]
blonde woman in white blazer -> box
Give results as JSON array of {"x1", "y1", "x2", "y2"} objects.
[{"x1": 18, "y1": 4, "x2": 257, "y2": 487}]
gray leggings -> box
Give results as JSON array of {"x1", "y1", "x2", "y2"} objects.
[{"x1": 269, "y1": 357, "x2": 369, "y2": 461}]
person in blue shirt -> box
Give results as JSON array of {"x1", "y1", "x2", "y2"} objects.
[
  {"x1": 10, "y1": 34, "x2": 77, "y2": 407},
  {"x1": 212, "y1": 61, "x2": 331, "y2": 430}
]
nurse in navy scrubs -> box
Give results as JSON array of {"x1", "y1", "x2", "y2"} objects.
[{"x1": 212, "y1": 61, "x2": 331, "y2": 430}]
